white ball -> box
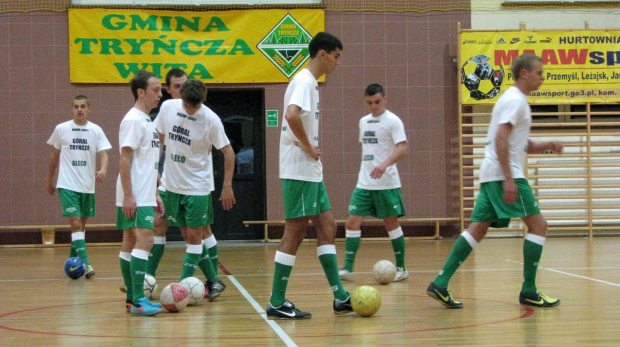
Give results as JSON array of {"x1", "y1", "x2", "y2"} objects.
[
  {"x1": 372, "y1": 260, "x2": 396, "y2": 285},
  {"x1": 160, "y1": 283, "x2": 190, "y2": 312},
  {"x1": 143, "y1": 274, "x2": 158, "y2": 298},
  {"x1": 180, "y1": 276, "x2": 206, "y2": 306}
]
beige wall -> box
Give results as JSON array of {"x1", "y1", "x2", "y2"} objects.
[
  {"x1": 472, "y1": 1, "x2": 620, "y2": 30},
  {"x1": 0, "y1": 10, "x2": 468, "y2": 232}
]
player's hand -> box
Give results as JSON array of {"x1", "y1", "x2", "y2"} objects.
[
  {"x1": 95, "y1": 169, "x2": 107, "y2": 183},
  {"x1": 549, "y1": 141, "x2": 563, "y2": 154},
  {"x1": 219, "y1": 186, "x2": 236, "y2": 211},
  {"x1": 155, "y1": 194, "x2": 165, "y2": 218},
  {"x1": 294, "y1": 141, "x2": 321, "y2": 161},
  {"x1": 122, "y1": 195, "x2": 137, "y2": 220},
  {"x1": 503, "y1": 180, "x2": 517, "y2": 204},
  {"x1": 370, "y1": 164, "x2": 387, "y2": 179},
  {"x1": 46, "y1": 180, "x2": 56, "y2": 195}
]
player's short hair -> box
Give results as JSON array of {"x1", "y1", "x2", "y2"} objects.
[
  {"x1": 309, "y1": 32, "x2": 343, "y2": 58},
  {"x1": 73, "y1": 95, "x2": 90, "y2": 106},
  {"x1": 130, "y1": 70, "x2": 158, "y2": 101},
  {"x1": 512, "y1": 54, "x2": 542, "y2": 81},
  {"x1": 365, "y1": 84, "x2": 385, "y2": 97},
  {"x1": 180, "y1": 79, "x2": 207, "y2": 107},
  {"x1": 165, "y1": 68, "x2": 188, "y2": 86}
]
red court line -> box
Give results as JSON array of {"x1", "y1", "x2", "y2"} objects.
[{"x1": 0, "y1": 297, "x2": 535, "y2": 340}]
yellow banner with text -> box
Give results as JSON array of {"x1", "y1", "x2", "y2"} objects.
[
  {"x1": 69, "y1": 8, "x2": 324, "y2": 83},
  {"x1": 460, "y1": 31, "x2": 620, "y2": 104}
]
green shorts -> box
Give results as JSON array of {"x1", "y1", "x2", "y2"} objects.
[
  {"x1": 348, "y1": 187, "x2": 405, "y2": 219},
  {"x1": 58, "y1": 188, "x2": 96, "y2": 218},
  {"x1": 470, "y1": 178, "x2": 541, "y2": 228},
  {"x1": 116, "y1": 206, "x2": 155, "y2": 230},
  {"x1": 164, "y1": 191, "x2": 212, "y2": 228},
  {"x1": 281, "y1": 179, "x2": 331, "y2": 219}
]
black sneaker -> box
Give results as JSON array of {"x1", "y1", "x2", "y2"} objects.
[
  {"x1": 426, "y1": 282, "x2": 463, "y2": 309},
  {"x1": 266, "y1": 300, "x2": 311, "y2": 319},
  {"x1": 519, "y1": 290, "x2": 560, "y2": 307},
  {"x1": 206, "y1": 279, "x2": 227, "y2": 301},
  {"x1": 333, "y1": 293, "x2": 353, "y2": 315}
]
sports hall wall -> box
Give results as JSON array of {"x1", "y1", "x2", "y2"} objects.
[{"x1": 0, "y1": 4, "x2": 464, "y2": 241}]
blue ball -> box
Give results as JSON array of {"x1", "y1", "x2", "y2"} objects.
[{"x1": 64, "y1": 257, "x2": 85, "y2": 279}]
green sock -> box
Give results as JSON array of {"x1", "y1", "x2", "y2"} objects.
[
  {"x1": 198, "y1": 244, "x2": 217, "y2": 282},
  {"x1": 119, "y1": 256, "x2": 132, "y2": 302},
  {"x1": 146, "y1": 243, "x2": 165, "y2": 276},
  {"x1": 318, "y1": 245, "x2": 348, "y2": 301},
  {"x1": 388, "y1": 228, "x2": 406, "y2": 269},
  {"x1": 269, "y1": 251, "x2": 294, "y2": 307},
  {"x1": 434, "y1": 234, "x2": 475, "y2": 288},
  {"x1": 522, "y1": 236, "x2": 544, "y2": 295},
  {"x1": 69, "y1": 245, "x2": 77, "y2": 258},
  {"x1": 181, "y1": 245, "x2": 202, "y2": 280},
  {"x1": 208, "y1": 244, "x2": 219, "y2": 277},
  {"x1": 72, "y1": 239, "x2": 90, "y2": 266},
  {"x1": 130, "y1": 253, "x2": 148, "y2": 303},
  {"x1": 344, "y1": 230, "x2": 361, "y2": 272}
]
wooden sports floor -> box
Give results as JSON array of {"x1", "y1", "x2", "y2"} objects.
[{"x1": 1, "y1": 236, "x2": 620, "y2": 346}]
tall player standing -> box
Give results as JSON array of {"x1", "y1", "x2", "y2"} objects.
[
  {"x1": 46, "y1": 95, "x2": 111, "y2": 279},
  {"x1": 116, "y1": 70, "x2": 165, "y2": 316},
  {"x1": 266, "y1": 32, "x2": 352, "y2": 319}
]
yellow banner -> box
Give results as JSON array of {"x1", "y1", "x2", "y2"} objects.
[
  {"x1": 69, "y1": 9, "x2": 324, "y2": 83},
  {"x1": 460, "y1": 31, "x2": 620, "y2": 104}
]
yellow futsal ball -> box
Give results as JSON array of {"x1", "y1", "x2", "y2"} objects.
[{"x1": 351, "y1": 285, "x2": 382, "y2": 317}]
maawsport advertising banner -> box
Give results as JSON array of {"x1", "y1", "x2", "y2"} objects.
[
  {"x1": 460, "y1": 31, "x2": 620, "y2": 104},
  {"x1": 69, "y1": 9, "x2": 324, "y2": 83}
]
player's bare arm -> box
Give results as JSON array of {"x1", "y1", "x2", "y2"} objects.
[
  {"x1": 95, "y1": 150, "x2": 109, "y2": 183},
  {"x1": 371, "y1": 141, "x2": 407, "y2": 179},
  {"x1": 495, "y1": 123, "x2": 517, "y2": 204},
  {"x1": 155, "y1": 189, "x2": 164, "y2": 218},
  {"x1": 285, "y1": 104, "x2": 320, "y2": 160},
  {"x1": 119, "y1": 146, "x2": 137, "y2": 219},
  {"x1": 527, "y1": 140, "x2": 563, "y2": 154},
  {"x1": 46, "y1": 147, "x2": 61, "y2": 195},
  {"x1": 219, "y1": 144, "x2": 236, "y2": 210}
]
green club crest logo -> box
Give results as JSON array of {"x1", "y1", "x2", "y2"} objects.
[{"x1": 258, "y1": 14, "x2": 312, "y2": 78}]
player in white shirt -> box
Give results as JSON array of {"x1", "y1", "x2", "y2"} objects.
[
  {"x1": 46, "y1": 95, "x2": 111, "y2": 279},
  {"x1": 427, "y1": 54, "x2": 563, "y2": 309},
  {"x1": 154, "y1": 79, "x2": 235, "y2": 298},
  {"x1": 116, "y1": 70, "x2": 164, "y2": 316},
  {"x1": 266, "y1": 32, "x2": 352, "y2": 319},
  {"x1": 338, "y1": 84, "x2": 409, "y2": 283}
]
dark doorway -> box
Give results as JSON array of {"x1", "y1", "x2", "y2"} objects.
[{"x1": 206, "y1": 88, "x2": 266, "y2": 240}]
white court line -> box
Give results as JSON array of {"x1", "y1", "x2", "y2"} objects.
[
  {"x1": 506, "y1": 259, "x2": 620, "y2": 287},
  {"x1": 227, "y1": 275, "x2": 298, "y2": 347}
]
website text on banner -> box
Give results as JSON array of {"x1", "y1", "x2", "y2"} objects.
[
  {"x1": 460, "y1": 31, "x2": 620, "y2": 105},
  {"x1": 69, "y1": 9, "x2": 324, "y2": 83}
]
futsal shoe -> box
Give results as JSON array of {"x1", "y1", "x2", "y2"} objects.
[
  {"x1": 266, "y1": 300, "x2": 311, "y2": 319},
  {"x1": 130, "y1": 297, "x2": 162, "y2": 316},
  {"x1": 394, "y1": 267, "x2": 410, "y2": 282},
  {"x1": 207, "y1": 279, "x2": 227, "y2": 301},
  {"x1": 125, "y1": 300, "x2": 132, "y2": 313},
  {"x1": 333, "y1": 293, "x2": 354, "y2": 315},
  {"x1": 338, "y1": 268, "x2": 354, "y2": 281},
  {"x1": 519, "y1": 290, "x2": 560, "y2": 307},
  {"x1": 426, "y1": 282, "x2": 463, "y2": 309},
  {"x1": 84, "y1": 265, "x2": 95, "y2": 279}
]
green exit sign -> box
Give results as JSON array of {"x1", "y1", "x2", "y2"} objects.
[{"x1": 267, "y1": 110, "x2": 278, "y2": 127}]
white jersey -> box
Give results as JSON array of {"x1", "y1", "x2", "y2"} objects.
[
  {"x1": 279, "y1": 68, "x2": 322, "y2": 182},
  {"x1": 115, "y1": 108, "x2": 160, "y2": 207},
  {"x1": 356, "y1": 110, "x2": 406, "y2": 190},
  {"x1": 479, "y1": 86, "x2": 532, "y2": 183},
  {"x1": 154, "y1": 99, "x2": 229, "y2": 195},
  {"x1": 47, "y1": 120, "x2": 112, "y2": 193}
]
